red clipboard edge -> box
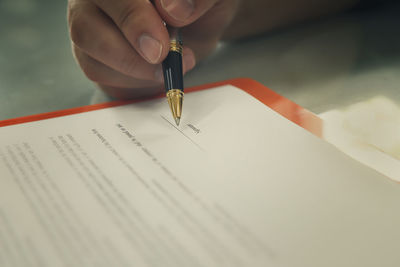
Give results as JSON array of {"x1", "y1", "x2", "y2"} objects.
[{"x1": 0, "y1": 78, "x2": 322, "y2": 137}]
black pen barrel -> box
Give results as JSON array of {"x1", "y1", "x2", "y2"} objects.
[{"x1": 162, "y1": 50, "x2": 183, "y2": 92}]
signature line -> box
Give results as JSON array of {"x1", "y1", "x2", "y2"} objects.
[{"x1": 160, "y1": 115, "x2": 204, "y2": 151}]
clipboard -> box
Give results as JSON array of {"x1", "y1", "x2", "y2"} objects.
[{"x1": 0, "y1": 78, "x2": 322, "y2": 137}]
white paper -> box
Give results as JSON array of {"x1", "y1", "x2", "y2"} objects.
[{"x1": 1, "y1": 85, "x2": 400, "y2": 267}]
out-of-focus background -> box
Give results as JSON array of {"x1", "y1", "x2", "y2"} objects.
[
  {"x1": 0, "y1": 0, "x2": 96, "y2": 119},
  {"x1": 0, "y1": 0, "x2": 398, "y2": 118},
  {"x1": 0, "y1": 0, "x2": 399, "y2": 177}
]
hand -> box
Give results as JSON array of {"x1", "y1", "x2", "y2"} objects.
[{"x1": 67, "y1": 0, "x2": 239, "y2": 99}]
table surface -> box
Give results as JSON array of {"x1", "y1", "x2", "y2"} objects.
[{"x1": 0, "y1": 0, "x2": 399, "y2": 121}]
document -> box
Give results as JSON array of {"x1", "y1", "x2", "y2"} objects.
[{"x1": 1, "y1": 80, "x2": 400, "y2": 267}]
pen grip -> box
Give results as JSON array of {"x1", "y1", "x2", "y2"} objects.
[{"x1": 162, "y1": 50, "x2": 183, "y2": 92}]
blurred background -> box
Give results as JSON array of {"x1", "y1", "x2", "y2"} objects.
[
  {"x1": 0, "y1": 0, "x2": 399, "y2": 119},
  {"x1": 0, "y1": 0, "x2": 97, "y2": 120}
]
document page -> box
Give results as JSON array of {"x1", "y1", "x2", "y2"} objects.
[{"x1": 1, "y1": 85, "x2": 400, "y2": 267}]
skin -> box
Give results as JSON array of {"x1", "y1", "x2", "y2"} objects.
[{"x1": 67, "y1": 0, "x2": 360, "y2": 99}]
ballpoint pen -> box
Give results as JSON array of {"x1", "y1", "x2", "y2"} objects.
[{"x1": 162, "y1": 26, "x2": 184, "y2": 126}]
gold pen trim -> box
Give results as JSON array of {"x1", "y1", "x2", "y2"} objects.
[
  {"x1": 166, "y1": 89, "x2": 184, "y2": 125},
  {"x1": 170, "y1": 40, "x2": 183, "y2": 54}
]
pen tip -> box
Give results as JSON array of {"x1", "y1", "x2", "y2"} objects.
[{"x1": 175, "y1": 118, "x2": 180, "y2": 126}]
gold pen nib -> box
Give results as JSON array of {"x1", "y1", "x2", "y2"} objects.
[{"x1": 166, "y1": 89, "x2": 184, "y2": 126}]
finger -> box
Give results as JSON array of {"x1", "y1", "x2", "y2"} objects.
[
  {"x1": 74, "y1": 45, "x2": 163, "y2": 100},
  {"x1": 92, "y1": 0, "x2": 170, "y2": 64},
  {"x1": 182, "y1": 0, "x2": 238, "y2": 39},
  {"x1": 73, "y1": 45, "x2": 195, "y2": 97},
  {"x1": 180, "y1": 4, "x2": 233, "y2": 58},
  {"x1": 154, "y1": 0, "x2": 225, "y2": 26},
  {"x1": 154, "y1": 0, "x2": 238, "y2": 59},
  {"x1": 182, "y1": 46, "x2": 196, "y2": 72},
  {"x1": 69, "y1": 1, "x2": 162, "y2": 80},
  {"x1": 179, "y1": 0, "x2": 238, "y2": 59},
  {"x1": 73, "y1": 44, "x2": 164, "y2": 89},
  {"x1": 98, "y1": 46, "x2": 197, "y2": 98}
]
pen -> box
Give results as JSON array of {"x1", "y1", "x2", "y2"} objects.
[{"x1": 162, "y1": 26, "x2": 184, "y2": 126}]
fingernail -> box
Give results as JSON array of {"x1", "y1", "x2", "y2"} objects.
[
  {"x1": 183, "y1": 52, "x2": 196, "y2": 73},
  {"x1": 160, "y1": 0, "x2": 194, "y2": 21},
  {"x1": 154, "y1": 65, "x2": 164, "y2": 83},
  {"x1": 139, "y1": 34, "x2": 162, "y2": 64}
]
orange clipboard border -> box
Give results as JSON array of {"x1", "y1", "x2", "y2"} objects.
[{"x1": 0, "y1": 78, "x2": 321, "y2": 136}]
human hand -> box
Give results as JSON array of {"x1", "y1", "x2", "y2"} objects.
[{"x1": 67, "y1": 0, "x2": 239, "y2": 99}]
